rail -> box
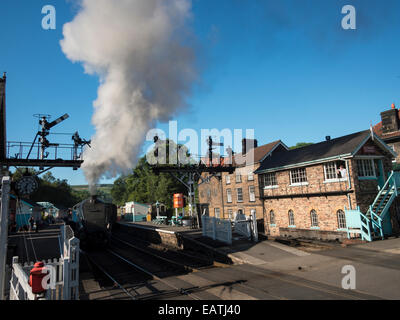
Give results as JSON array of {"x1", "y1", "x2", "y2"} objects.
[{"x1": 6, "y1": 141, "x2": 84, "y2": 161}]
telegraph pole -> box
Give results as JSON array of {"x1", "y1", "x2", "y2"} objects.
[{"x1": 0, "y1": 176, "x2": 10, "y2": 300}]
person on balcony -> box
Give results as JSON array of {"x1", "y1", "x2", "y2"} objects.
[{"x1": 337, "y1": 164, "x2": 347, "y2": 179}]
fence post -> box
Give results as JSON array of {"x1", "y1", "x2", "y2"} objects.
[
  {"x1": 212, "y1": 217, "x2": 217, "y2": 240},
  {"x1": 62, "y1": 256, "x2": 70, "y2": 300},
  {"x1": 201, "y1": 215, "x2": 206, "y2": 237},
  {"x1": 0, "y1": 176, "x2": 11, "y2": 300},
  {"x1": 251, "y1": 210, "x2": 258, "y2": 242}
]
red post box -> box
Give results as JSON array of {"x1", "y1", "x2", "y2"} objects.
[{"x1": 29, "y1": 262, "x2": 49, "y2": 294}]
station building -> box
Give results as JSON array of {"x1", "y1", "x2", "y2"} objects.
[
  {"x1": 198, "y1": 139, "x2": 288, "y2": 232},
  {"x1": 255, "y1": 130, "x2": 400, "y2": 240}
]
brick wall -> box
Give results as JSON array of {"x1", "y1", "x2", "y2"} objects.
[
  {"x1": 262, "y1": 141, "x2": 394, "y2": 238},
  {"x1": 198, "y1": 163, "x2": 264, "y2": 221}
]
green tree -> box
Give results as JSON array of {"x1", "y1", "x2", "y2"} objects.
[
  {"x1": 111, "y1": 155, "x2": 188, "y2": 208},
  {"x1": 289, "y1": 142, "x2": 314, "y2": 150}
]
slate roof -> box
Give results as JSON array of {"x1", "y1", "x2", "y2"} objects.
[
  {"x1": 200, "y1": 140, "x2": 283, "y2": 167},
  {"x1": 233, "y1": 140, "x2": 283, "y2": 167},
  {"x1": 255, "y1": 130, "x2": 372, "y2": 173}
]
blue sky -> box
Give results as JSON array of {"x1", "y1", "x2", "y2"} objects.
[{"x1": 1, "y1": 0, "x2": 400, "y2": 185}]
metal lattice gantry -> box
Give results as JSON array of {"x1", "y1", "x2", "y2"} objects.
[
  {"x1": 0, "y1": 73, "x2": 90, "y2": 171},
  {"x1": 151, "y1": 136, "x2": 236, "y2": 228}
]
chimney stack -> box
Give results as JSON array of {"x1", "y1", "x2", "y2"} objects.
[
  {"x1": 242, "y1": 139, "x2": 258, "y2": 155},
  {"x1": 381, "y1": 104, "x2": 399, "y2": 134}
]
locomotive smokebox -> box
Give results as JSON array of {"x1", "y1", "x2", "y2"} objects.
[{"x1": 90, "y1": 195, "x2": 98, "y2": 204}]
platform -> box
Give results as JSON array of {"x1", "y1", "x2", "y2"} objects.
[
  {"x1": 116, "y1": 221, "x2": 311, "y2": 266},
  {"x1": 7, "y1": 223, "x2": 62, "y2": 265}
]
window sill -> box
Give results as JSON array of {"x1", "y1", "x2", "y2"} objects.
[
  {"x1": 323, "y1": 178, "x2": 347, "y2": 184},
  {"x1": 337, "y1": 228, "x2": 347, "y2": 232},
  {"x1": 310, "y1": 226, "x2": 320, "y2": 230},
  {"x1": 358, "y1": 177, "x2": 377, "y2": 181},
  {"x1": 288, "y1": 225, "x2": 296, "y2": 228},
  {"x1": 270, "y1": 224, "x2": 276, "y2": 227},
  {"x1": 290, "y1": 182, "x2": 309, "y2": 187},
  {"x1": 264, "y1": 185, "x2": 278, "y2": 189}
]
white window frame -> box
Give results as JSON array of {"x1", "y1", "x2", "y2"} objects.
[
  {"x1": 263, "y1": 172, "x2": 278, "y2": 189},
  {"x1": 226, "y1": 188, "x2": 232, "y2": 203},
  {"x1": 356, "y1": 159, "x2": 376, "y2": 178},
  {"x1": 323, "y1": 161, "x2": 348, "y2": 183},
  {"x1": 237, "y1": 188, "x2": 243, "y2": 202},
  {"x1": 249, "y1": 185, "x2": 256, "y2": 202},
  {"x1": 236, "y1": 174, "x2": 242, "y2": 183},
  {"x1": 214, "y1": 208, "x2": 220, "y2": 219},
  {"x1": 228, "y1": 209, "x2": 233, "y2": 220},
  {"x1": 288, "y1": 210, "x2": 295, "y2": 227},
  {"x1": 310, "y1": 210, "x2": 319, "y2": 228},
  {"x1": 248, "y1": 172, "x2": 254, "y2": 181},
  {"x1": 226, "y1": 175, "x2": 231, "y2": 185},
  {"x1": 337, "y1": 210, "x2": 347, "y2": 229},
  {"x1": 290, "y1": 168, "x2": 308, "y2": 186},
  {"x1": 269, "y1": 210, "x2": 276, "y2": 225}
]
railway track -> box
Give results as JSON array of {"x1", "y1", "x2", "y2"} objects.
[
  {"x1": 110, "y1": 234, "x2": 218, "y2": 272},
  {"x1": 82, "y1": 244, "x2": 207, "y2": 300}
]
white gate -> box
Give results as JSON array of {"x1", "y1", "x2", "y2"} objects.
[
  {"x1": 9, "y1": 225, "x2": 79, "y2": 300},
  {"x1": 202, "y1": 215, "x2": 232, "y2": 245},
  {"x1": 234, "y1": 210, "x2": 258, "y2": 242}
]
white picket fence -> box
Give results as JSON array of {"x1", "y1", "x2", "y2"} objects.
[
  {"x1": 202, "y1": 215, "x2": 232, "y2": 245},
  {"x1": 9, "y1": 225, "x2": 79, "y2": 300}
]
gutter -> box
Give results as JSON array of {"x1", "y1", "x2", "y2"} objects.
[
  {"x1": 255, "y1": 153, "x2": 353, "y2": 174},
  {"x1": 261, "y1": 190, "x2": 354, "y2": 200}
]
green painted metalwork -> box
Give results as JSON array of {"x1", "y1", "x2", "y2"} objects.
[{"x1": 345, "y1": 171, "x2": 398, "y2": 241}]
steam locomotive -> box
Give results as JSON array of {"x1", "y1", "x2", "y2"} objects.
[{"x1": 72, "y1": 195, "x2": 117, "y2": 249}]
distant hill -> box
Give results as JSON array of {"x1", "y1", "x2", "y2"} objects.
[
  {"x1": 71, "y1": 184, "x2": 113, "y2": 202},
  {"x1": 71, "y1": 184, "x2": 113, "y2": 191}
]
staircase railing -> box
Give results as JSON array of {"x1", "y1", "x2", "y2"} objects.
[
  {"x1": 370, "y1": 208, "x2": 383, "y2": 240},
  {"x1": 369, "y1": 172, "x2": 394, "y2": 216},
  {"x1": 345, "y1": 171, "x2": 400, "y2": 242},
  {"x1": 359, "y1": 211, "x2": 372, "y2": 242}
]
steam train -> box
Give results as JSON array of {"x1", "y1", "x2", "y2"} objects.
[{"x1": 72, "y1": 195, "x2": 117, "y2": 248}]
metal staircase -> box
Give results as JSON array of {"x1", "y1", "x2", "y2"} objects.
[{"x1": 345, "y1": 171, "x2": 399, "y2": 241}]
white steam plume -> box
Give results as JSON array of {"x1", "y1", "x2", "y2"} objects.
[{"x1": 61, "y1": 0, "x2": 196, "y2": 193}]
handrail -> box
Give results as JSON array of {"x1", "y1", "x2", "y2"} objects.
[
  {"x1": 359, "y1": 212, "x2": 371, "y2": 241},
  {"x1": 12, "y1": 262, "x2": 35, "y2": 300},
  {"x1": 369, "y1": 171, "x2": 394, "y2": 214}
]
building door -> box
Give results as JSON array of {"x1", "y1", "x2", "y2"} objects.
[{"x1": 375, "y1": 159, "x2": 385, "y2": 189}]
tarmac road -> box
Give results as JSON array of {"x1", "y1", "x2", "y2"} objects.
[{"x1": 143, "y1": 238, "x2": 400, "y2": 300}]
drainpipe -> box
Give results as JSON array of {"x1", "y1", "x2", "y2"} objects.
[
  {"x1": 219, "y1": 173, "x2": 225, "y2": 219},
  {"x1": 345, "y1": 159, "x2": 352, "y2": 210}
]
